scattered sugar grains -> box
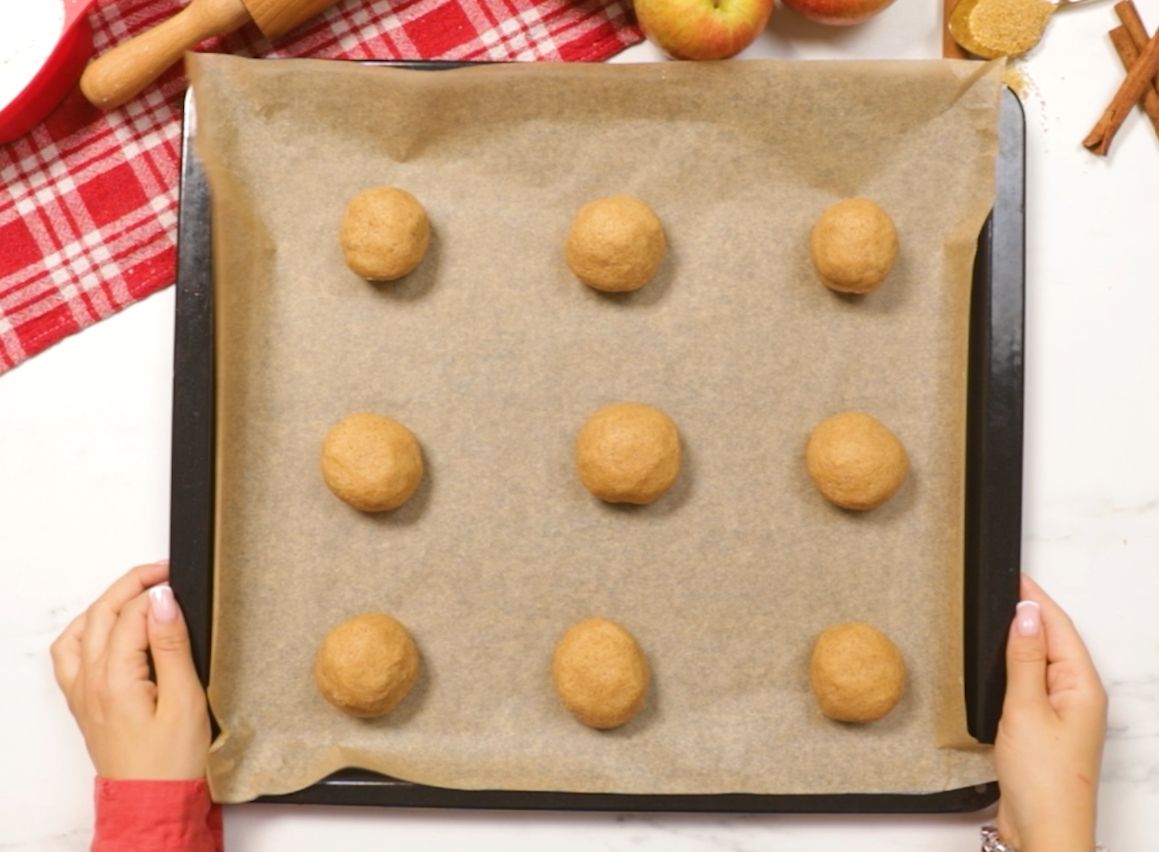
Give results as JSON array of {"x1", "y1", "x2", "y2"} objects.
[
  {"x1": 1002, "y1": 64, "x2": 1030, "y2": 99},
  {"x1": 0, "y1": 0, "x2": 66, "y2": 110},
  {"x1": 968, "y1": 0, "x2": 1055, "y2": 58}
]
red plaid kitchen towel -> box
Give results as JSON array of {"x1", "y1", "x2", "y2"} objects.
[{"x1": 0, "y1": 0, "x2": 641, "y2": 373}]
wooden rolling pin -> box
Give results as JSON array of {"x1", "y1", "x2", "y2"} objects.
[{"x1": 80, "y1": 0, "x2": 340, "y2": 109}]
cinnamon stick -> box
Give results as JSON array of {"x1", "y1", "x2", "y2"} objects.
[
  {"x1": 1083, "y1": 24, "x2": 1159, "y2": 155},
  {"x1": 1109, "y1": 26, "x2": 1159, "y2": 139},
  {"x1": 1116, "y1": 1, "x2": 1153, "y2": 53},
  {"x1": 1114, "y1": 0, "x2": 1159, "y2": 96}
]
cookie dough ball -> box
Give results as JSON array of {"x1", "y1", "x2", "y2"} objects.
[
  {"x1": 552, "y1": 617, "x2": 650, "y2": 730},
  {"x1": 576, "y1": 403, "x2": 681, "y2": 505},
  {"x1": 565, "y1": 195, "x2": 666, "y2": 292},
  {"x1": 810, "y1": 622, "x2": 906, "y2": 723},
  {"x1": 340, "y1": 187, "x2": 430, "y2": 281},
  {"x1": 321, "y1": 413, "x2": 423, "y2": 512},
  {"x1": 805, "y1": 411, "x2": 907, "y2": 511},
  {"x1": 810, "y1": 197, "x2": 898, "y2": 294},
  {"x1": 314, "y1": 613, "x2": 421, "y2": 718}
]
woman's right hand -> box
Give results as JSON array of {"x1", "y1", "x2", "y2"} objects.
[{"x1": 994, "y1": 574, "x2": 1107, "y2": 852}]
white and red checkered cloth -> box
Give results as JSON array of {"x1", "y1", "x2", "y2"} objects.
[{"x1": 0, "y1": 0, "x2": 641, "y2": 372}]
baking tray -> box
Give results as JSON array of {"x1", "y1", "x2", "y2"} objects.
[{"x1": 169, "y1": 63, "x2": 1025, "y2": 813}]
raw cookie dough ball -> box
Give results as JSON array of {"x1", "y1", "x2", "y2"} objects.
[
  {"x1": 565, "y1": 195, "x2": 666, "y2": 292},
  {"x1": 552, "y1": 617, "x2": 651, "y2": 730},
  {"x1": 810, "y1": 622, "x2": 906, "y2": 723},
  {"x1": 321, "y1": 413, "x2": 424, "y2": 512},
  {"x1": 805, "y1": 411, "x2": 907, "y2": 511},
  {"x1": 314, "y1": 613, "x2": 421, "y2": 718},
  {"x1": 810, "y1": 197, "x2": 898, "y2": 294},
  {"x1": 576, "y1": 403, "x2": 681, "y2": 505},
  {"x1": 340, "y1": 187, "x2": 431, "y2": 281}
]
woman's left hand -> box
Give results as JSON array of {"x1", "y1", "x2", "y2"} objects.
[{"x1": 50, "y1": 560, "x2": 210, "y2": 780}]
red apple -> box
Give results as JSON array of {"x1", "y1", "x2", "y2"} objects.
[
  {"x1": 781, "y1": 0, "x2": 896, "y2": 26},
  {"x1": 634, "y1": 0, "x2": 774, "y2": 60}
]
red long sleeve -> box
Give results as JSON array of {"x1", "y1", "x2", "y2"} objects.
[{"x1": 92, "y1": 778, "x2": 223, "y2": 852}]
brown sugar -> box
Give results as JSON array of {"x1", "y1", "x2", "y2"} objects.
[
  {"x1": 951, "y1": 0, "x2": 1055, "y2": 59},
  {"x1": 1002, "y1": 64, "x2": 1031, "y2": 98}
]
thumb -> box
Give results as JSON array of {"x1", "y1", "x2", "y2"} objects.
[
  {"x1": 146, "y1": 584, "x2": 202, "y2": 709},
  {"x1": 1003, "y1": 600, "x2": 1051, "y2": 714}
]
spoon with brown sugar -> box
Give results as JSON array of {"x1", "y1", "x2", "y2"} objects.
[{"x1": 948, "y1": 0, "x2": 1108, "y2": 59}]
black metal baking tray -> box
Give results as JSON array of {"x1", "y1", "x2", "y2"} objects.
[{"x1": 169, "y1": 66, "x2": 1024, "y2": 813}]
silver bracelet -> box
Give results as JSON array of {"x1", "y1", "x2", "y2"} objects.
[{"x1": 981, "y1": 825, "x2": 1107, "y2": 852}]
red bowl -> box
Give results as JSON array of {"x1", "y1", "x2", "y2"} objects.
[{"x1": 0, "y1": 0, "x2": 98, "y2": 144}]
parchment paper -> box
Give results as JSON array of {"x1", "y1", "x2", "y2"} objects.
[{"x1": 188, "y1": 54, "x2": 1004, "y2": 804}]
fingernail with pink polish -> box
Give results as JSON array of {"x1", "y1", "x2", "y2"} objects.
[
  {"x1": 149, "y1": 584, "x2": 179, "y2": 624},
  {"x1": 1015, "y1": 600, "x2": 1041, "y2": 637}
]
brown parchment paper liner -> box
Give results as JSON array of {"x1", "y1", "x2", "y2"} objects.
[{"x1": 189, "y1": 54, "x2": 1004, "y2": 804}]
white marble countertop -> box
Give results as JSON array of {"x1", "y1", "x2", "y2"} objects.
[{"x1": 2, "y1": 1, "x2": 1158, "y2": 849}]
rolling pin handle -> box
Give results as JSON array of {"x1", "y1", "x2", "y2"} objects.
[{"x1": 80, "y1": 0, "x2": 250, "y2": 110}]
